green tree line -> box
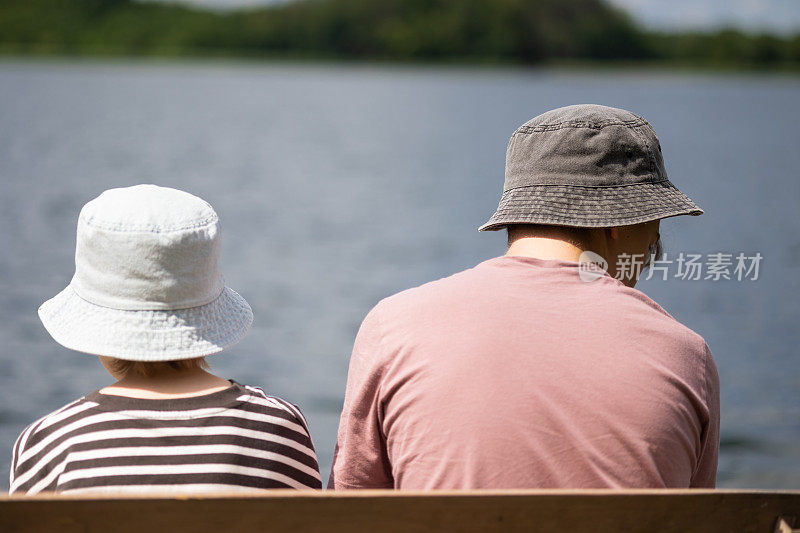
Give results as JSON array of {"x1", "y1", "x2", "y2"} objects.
[{"x1": 1, "y1": 0, "x2": 798, "y2": 68}]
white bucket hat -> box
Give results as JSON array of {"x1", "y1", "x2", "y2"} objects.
[{"x1": 38, "y1": 184, "x2": 253, "y2": 361}]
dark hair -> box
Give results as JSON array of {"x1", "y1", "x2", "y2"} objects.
[
  {"x1": 106, "y1": 358, "x2": 209, "y2": 379},
  {"x1": 644, "y1": 234, "x2": 664, "y2": 267}
]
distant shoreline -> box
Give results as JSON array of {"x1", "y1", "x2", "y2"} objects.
[
  {"x1": 2, "y1": 0, "x2": 798, "y2": 73},
  {"x1": 1, "y1": 54, "x2": 798, "y2": 75}
]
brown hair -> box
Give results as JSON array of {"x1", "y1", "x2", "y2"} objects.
[{"x1": 106, "y1": 357, "x2": 209, "y2": 379}]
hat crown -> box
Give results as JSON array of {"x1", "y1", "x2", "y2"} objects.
[
  {"x1": 72, "y1": 184, "x2": 224, "y2": 311},
  {"x1": 79, "y1": 184, "x2": 217, "y2": 232},
  {"x1": 523, "y1": 103, "x2": 640, "y2": 127},
  {"x1": 504, "y1": 103, "x2": 667, "y2": 190}
]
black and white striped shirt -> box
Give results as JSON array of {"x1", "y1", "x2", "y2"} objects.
[{"x1": 9, "y1": 381, "x2": 322, "y2": 494}]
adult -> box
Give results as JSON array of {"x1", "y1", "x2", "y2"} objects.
[{"x1": 329, "y1": 104, "x2": 719, "y2": 489}]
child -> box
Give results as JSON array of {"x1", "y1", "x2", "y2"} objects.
[{"x1": 9, "y1": 184, "x2": 321, "y2": 494}]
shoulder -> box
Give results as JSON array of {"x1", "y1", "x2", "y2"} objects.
[
  {"x1": 10, "y1": 395, "x2": 97, "y2": 493},
  {"x1": 348, "y1": 266, "x2": 478, "y2": 358},
  {"x1": 624, "y1": 285, "x2": 710, "y2": 350},
  {"x1": 370, "y1": 263, "x2": 485, "y2": 321},
  {"x1": 236, "y1": 384, "x2": 312, "y2": 434},
  {"x1": 606, "y1": 283, "x2": 715, "y2": 373},
  {"x1": 13, "y1": 396, "x2": 95, "y2": 455}
]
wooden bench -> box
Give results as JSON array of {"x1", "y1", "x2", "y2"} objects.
[{"x1": 2, "y1": 489, "x2": 799, "y2": 532}]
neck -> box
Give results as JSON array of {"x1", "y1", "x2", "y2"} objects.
[
  {"x1": 505, "y1": 225, "x2": 609, "y2": 263},
  {"x1": 505, "y1": 236, "x2": 588, "y2": 262},
  {"x1": 101, "y1": 369, "x2": 231, "y2": 400}
]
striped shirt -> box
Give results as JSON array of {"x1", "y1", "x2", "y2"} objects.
[{"x1": 9, "y1": 381, "x2": 322, "y2": 494}]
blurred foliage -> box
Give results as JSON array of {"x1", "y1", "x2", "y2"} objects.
[
  {"x1": 648, "y1": 29, "x2": 800, "y2": 69},
  {"x1": 0, "y1": 0, "x2": 798, "y2": 68}
]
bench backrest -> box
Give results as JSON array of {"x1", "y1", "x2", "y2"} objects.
[{"x1": 2, "y1": 489, "x2": 799, "y2": 532}]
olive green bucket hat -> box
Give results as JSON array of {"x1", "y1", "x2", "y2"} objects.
[{"x1": 479, "y1": 104, "x2": 703, "y2": 231}]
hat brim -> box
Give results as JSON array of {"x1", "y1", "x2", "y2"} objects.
[
  {"x1": 39, "y1": 285, "x2": 253, "y2": 361},
  {"x1": 478, "y1": 180, "x2": 703, "y2": 231}
]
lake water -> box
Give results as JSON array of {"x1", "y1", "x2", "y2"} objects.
[{"x1": 0, "y1": 60, "x2": 798, "y2": 490}]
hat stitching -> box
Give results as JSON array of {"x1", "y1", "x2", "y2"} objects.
[
  {"x1": 70, "y1": 280, "x2": 226, "y2": 313},
  {"x1": 480, "y1": 208, "x2": 700, "y2": 230},
  {"x1": 486, "y1": 204, "x2": 700, "y2": 220},
  {"x1": 490, "y1": 195, "x2": 701, "y2": 211},
  {"x1": 497, "y1": 194, "x2": 689, "y2": 202},
  {"x1": 516, "y1": 118, "x2": 646, "y2": 134},
  {"x1": 494, "y1": 203, "x2": 697, "y2": 213},
  {"x1": 493, "y1": 205, "x2": 694, "y2": 215},
  {"x1": 499, "y1": 187, "x2": 687, "y2": 198},
  {"x1": 495, "y1": 188, "x2": 697, "y2": 206},
  {"x1": 490, "y1": 209, "x2": 697, "y2": 218},
  {"x1": 495, "y1": 196, "x2": 695, "y2": 207},
  {"x1": 80, "y1": 214, "x2": 219, "y2": 233},
  {"x1": 501, "y1": 179, "x2": 671, "y2": 192}
]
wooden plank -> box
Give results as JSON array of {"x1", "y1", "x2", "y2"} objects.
[{"x1": 1, "y1": 490, "x2": 799, "y2": 533}]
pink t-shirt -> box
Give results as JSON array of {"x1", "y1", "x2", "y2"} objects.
[{"x1": 330, "y1": 256, "x2": 720, "y2": 489}]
